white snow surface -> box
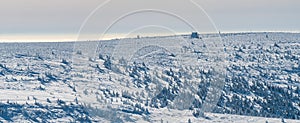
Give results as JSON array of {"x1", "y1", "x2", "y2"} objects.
[{"x1": 0, "y1": 32, "x2": 300, "y2": 122}]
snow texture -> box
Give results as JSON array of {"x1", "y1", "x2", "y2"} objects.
[{"x1": 0, "y1": 32, "x2": 300, "y2": 122}]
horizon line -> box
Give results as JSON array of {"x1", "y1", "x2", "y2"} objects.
[{"x1": 0, "y1": 30, "x2": 299, "y2": 43}]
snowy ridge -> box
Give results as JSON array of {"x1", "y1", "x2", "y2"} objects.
[{"x1": 0, "y1": 32, "x2": 300, "y2": 122}]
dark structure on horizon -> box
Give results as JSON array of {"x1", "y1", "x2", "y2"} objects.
[{"x1": 191, "y1": 32, "x2": 200, "y2": 39}]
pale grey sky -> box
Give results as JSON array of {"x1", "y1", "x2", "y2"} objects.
[{"x1": 0, "y1": 0, "x2": 299, "y2": 41}]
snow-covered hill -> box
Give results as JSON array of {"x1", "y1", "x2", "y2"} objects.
[{"x1": 0, "y1": 32, "x2": 300, "y2": 122}]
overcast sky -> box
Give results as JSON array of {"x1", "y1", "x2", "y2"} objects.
[{"x1": 0, "y1": 0, "x2": 299, "y2": 41}]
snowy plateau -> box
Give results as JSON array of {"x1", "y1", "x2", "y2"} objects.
[{"x1": 0, "y1": 32, "x2": 300, "y2": 122}]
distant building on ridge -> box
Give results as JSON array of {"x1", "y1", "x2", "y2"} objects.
[{"x1": 191, "y1": 32, "x2": 200, "y2": 39}]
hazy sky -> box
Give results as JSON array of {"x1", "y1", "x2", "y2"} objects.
[{"x1": 0, "y1": 0, "x2": 299, "y2": 41}]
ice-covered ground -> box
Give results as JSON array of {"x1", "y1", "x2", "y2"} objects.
[{"x1": 0, "y1": 32, "x2": 300, "y2": 122}]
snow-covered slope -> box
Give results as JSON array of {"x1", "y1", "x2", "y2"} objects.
[{"x1": 0, "y1": 32, "x2": 300, "y2": 122}]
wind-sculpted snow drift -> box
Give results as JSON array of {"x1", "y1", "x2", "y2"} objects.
[{"x1": 0, "y1": 32, "x2": 300, "y2": 122}]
